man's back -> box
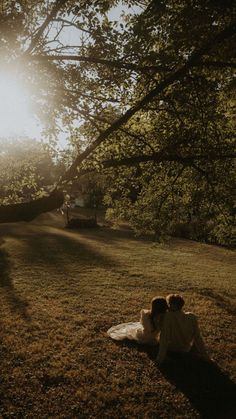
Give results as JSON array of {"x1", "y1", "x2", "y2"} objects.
[{"x1": 157, "y1": 310, "x2": 208, "y2": 363}]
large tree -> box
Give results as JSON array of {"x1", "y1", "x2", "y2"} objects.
[{"x1": 0, "y1": 0, "x2": 235, "y2": 243}]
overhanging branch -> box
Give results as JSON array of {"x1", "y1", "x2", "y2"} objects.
[
  {"x1": 0, "y1": 190, "x2": 64, "y2": 223},
  {"x1": 0, "y1": 19, "x2": 234, "y2": 224},
  {"x1": 76, "y1": 152, "x2": 236, "y2": 177},
  {"x1": 30, "y1": 54, "x2": 168, "y2": 73},
  {"x1": 102, "y1": 153, "x2": 236, "y2": 168},
  {"x1": 59, "y1": 20, "x2": 236, "y2": 184},
  {"x1": 194, "y1": 60, "x2": 236, "y2": 69}
]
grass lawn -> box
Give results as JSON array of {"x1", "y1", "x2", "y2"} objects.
[{"x1": 0, "y1": 212, "x2": 235, "y2": 418}]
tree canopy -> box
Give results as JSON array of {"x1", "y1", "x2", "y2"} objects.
[{"x1": 0, "y1": 0, "x2": 235, "y2": 244}]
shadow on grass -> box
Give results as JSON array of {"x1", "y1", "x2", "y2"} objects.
[
  {"x1": 160, "y1": 356, "x2": 236, "y2": 419},
  {"x1": 198, "y1": 288, "x2": 236, "y2": 317},
  {"x1": 0, "y1": 240, "x2": 31, "y2": 320},
  {"x1": 116, "y1": 340, "x2": 236, "y2": 419},
  {"x1": 20, "y1": 228, "x2": 117, "y2": 271}
]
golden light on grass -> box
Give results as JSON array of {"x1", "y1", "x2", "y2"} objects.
[{"x1": 0, "y1": 71, "x2": 35, "y2": 138}]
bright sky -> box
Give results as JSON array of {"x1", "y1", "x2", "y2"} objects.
[
  {"x1": 0, "y1": 71, "x2": 41, "y2": 139},
  {"x1": 0, "y1": 3, "x2": 141, "y2": 143}
]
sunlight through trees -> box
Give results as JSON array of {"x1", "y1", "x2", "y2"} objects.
[{"x1": 0, "y1": 0, "x2": 235, "y2": 244}]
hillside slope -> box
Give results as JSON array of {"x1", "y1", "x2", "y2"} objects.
[{"x1": 0, "y1": 214, "x2": 235, "y2": 418}]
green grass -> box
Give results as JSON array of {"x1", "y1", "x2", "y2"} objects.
[{"x1": 0, "y1": 212, "x2": 235, "y2": 418}]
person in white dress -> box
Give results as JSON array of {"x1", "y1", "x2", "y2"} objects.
[{"x1": 107, "y1": 296, "x2": 168, "y2": 345}]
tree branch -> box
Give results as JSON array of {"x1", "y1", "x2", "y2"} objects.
[
  {"x1": 59, "y1": 20, "x2": 236, "y2": 184},
  {"x1": 30, "y1": 54, "x2": 169, "y2": 73},
  {"x1": 194, "y1": 60, "x2": 236, "y2": 69},
  {"x1": 0, "y1": 189, "x2": 64, "y2": 224},
  {"x1": 102, "y1": 153, "x2": 236, "y2": 168},
  {"x1": 24, "y1": 0, "x2": 68, "y2": 55},
  {"x1": 77, "y1": 152, "x2": 236, "y2": 177},
  {"x1": 54, "y1": 17, "x2": 92, "y2": 34},
  {"x1": 31, "y1": 55, "x2": 236, "y2": 72},
  {"x1": 1, "y1": 19, "x2": 234, "y2": 223}
]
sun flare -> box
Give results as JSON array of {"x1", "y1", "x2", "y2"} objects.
[{"x1": 0, "y1": 72, "x2": 39, "y2": 138}]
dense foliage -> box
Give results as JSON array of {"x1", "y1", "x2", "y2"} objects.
[
  {"x1": 0, "y1": 0, "x2": 235, "y2": 244},
  {"x1": 0, "y1": 138, "x2": 60, "y2": 204}
]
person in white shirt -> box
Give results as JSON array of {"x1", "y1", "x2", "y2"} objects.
[{"x1": 156, "y1": 294, "x2": 209, "y2": 365}]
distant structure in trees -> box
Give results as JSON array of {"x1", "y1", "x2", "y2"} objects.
[{"x1": 65, "y1": 206, "x2": 98, "y2": 229}]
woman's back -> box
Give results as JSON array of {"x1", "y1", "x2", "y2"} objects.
[{"x1": 107, "y1": 296, "x2": 168, "y2": 346}]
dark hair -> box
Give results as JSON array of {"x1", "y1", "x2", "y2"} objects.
[
  {"x1": 166, "y1": 294, "x2": 185, "y2": 310},
  {"x1": 150, "y1": 296, "x2": 168, "y2": 327}
]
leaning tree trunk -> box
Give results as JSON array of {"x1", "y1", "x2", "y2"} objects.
[{"x1": 0, "y1": 189, "x2": 64, "y2": 223}]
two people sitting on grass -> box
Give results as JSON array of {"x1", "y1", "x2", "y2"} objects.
[{"x1": 107, "y1": 293, "x2": 210, "y2": 365}]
